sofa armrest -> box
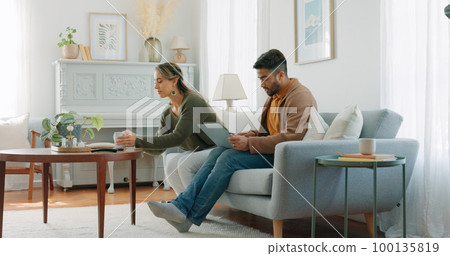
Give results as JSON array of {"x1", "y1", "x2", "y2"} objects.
[
  {"x1": 267, "y1": 138, "x2": 419, "y2": 220},
  {"x1": 161, "y1": 147, "x2": 186, "y2": 168}
]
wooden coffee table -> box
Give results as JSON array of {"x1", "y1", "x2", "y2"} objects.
[{"x1": 0, "y1": 148, "x2": 144, "y2": 238}]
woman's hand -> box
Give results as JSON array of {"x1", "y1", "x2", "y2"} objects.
[{"x1": 115, "y1": 130, "x2": 136, "y2": 148}]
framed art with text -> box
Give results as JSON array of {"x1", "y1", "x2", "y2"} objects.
[
  {"x1": 89, "y1": 13, "x2": 127, "y2": 61},
  {"x1": 294, "y1": 0, "x2": 334, "y2": 64}
]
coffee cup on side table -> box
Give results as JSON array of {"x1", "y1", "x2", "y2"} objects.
[{"x1": 359, "y1": 138, "x2": 376, "y2": 155}]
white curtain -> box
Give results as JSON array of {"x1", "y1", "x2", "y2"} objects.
[
  {"x1": 0, "y1": 0, "x2": 31, "y2": 190},
  {"x1": 199, "y1": 0, "x2": 263, "y2": 110},
  {"x1": 379, "y1": 0, "x2": 450, "y2": 237},
  {"x1": 256, "y1": 0, "x2": 270, "y2": 107},
  {"x1": 0, "y1": 0, "x2": 31, "y2": 117}
]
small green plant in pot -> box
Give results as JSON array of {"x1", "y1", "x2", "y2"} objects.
[
  {"x1": 446, "y1": 4, "x2": 450, "y2": 19},
  {"x1": 58, "y1": 26, "x2": 79, "y2": 59},
  {"x1": 41, "y1": 111, "x2": 104, "y2": 145}
]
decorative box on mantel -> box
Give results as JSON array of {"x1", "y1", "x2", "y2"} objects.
[{"x1": 53, "y1": 59, "x2": 196, "y2": 190}]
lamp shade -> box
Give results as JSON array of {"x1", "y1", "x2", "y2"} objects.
[
  {"x1": 170, "y1": 36, "x2": 189, "y2": 50},
  {"x1": 213, "y1": 74, "x2": 247, "y2": 101}
]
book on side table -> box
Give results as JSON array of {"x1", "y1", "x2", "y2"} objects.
[{"x1": 338, "y1": 153, "x2": 397, "y2": 162}]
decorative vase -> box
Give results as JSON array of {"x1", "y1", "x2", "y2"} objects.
[
  {"x1": 62, "y1": 44, "x2": 79, "y2": 59},
  {"x1": 145, "y1": 37, "x2": 162, "y2": 62}
]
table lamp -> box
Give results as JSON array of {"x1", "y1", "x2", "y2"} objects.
[
  {"x1": 213, "y1": 74, "x2": 247, "y2": 111},
  {"x1": 170, "y1": 36, "x2": 189, "y2": 63}
]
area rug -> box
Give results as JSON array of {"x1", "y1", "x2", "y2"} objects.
[{"x1": 2, "y1": 204, "x2": 272, "y2": 238}]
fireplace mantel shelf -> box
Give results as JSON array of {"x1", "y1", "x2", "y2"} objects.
[{"x1": 54, "y1": 59, "x2": 196, "y2": 67}]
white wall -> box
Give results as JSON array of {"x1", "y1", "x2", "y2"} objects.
[
  {"x1": 30, "y1": 0, "x2": 380, "y2": 117},
  {"x1": 29, "y1": 0, "x2": 200, "y2": 117},
  {"x1": 266, "y1": 0, "x2": 380, "y2": 112}
]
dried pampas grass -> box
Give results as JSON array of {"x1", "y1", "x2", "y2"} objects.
[{"x1": 137, "y1": 0, "x2": 181, "y2": 38}]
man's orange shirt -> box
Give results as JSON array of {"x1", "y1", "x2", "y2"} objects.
[{"x1": 266, "y1": 79, "x2": 294, "y2": 135}]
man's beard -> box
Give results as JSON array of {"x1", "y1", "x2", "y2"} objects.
[{"x1": 265, "y1": 79, "x2": 280, "y2": 96}]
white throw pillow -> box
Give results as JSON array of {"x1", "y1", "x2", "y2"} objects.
[
  {"x1": 303, "y1": 107, "x2": 329, "y2": 140},
  {"x1": 323, "y1": 105, "x2": 363, "y2": 140},
  {"x1": 0, "y1": 113, "x2": 31, "y2": 150}
]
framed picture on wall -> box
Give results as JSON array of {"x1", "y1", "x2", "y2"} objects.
[
  {"x1": 294, "y1": 0, "x2": 334, "y2": 64},
  {"x1": 89, "y1": 13, "x2": 127, "y2": 61}
]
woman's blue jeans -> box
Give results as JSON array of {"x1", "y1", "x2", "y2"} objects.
[{"x1": 171, "y1": 147, "x2": 274, "y2": 226}]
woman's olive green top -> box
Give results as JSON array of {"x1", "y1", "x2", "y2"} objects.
[{"x1": 135, "y1": 92, "x2": 217, "y2": 155}]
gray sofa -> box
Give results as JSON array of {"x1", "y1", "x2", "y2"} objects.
[{"x1": 165, "y1": 109, "x2": 419, "y2": 237}]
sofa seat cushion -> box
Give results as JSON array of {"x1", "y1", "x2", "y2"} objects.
[
  {"x1": 165, "y1": 152, "x2": 182, "y2": 170},
  {"x1": 226, "y1": 168, "x2": 273, "y2": 195}
]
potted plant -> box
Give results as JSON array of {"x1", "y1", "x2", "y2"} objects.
[
  {"x1": 41, "y1": 111, "x2": 104, "y2": 146},
  {"x1": 58, "y1": 27, "x2": 79, "y2": 59},
  {"x1": 446, "y1": 4, "x2": 450, "y2": 19}
]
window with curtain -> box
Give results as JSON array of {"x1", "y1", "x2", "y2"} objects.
[
  {"x1": 379, "y1": 0, "x2": 450, "y2": 237},
  {"x1": 0, "y1": 0, "x2": 30, "y2": 117},
  {"x1": 200, "y1": 0, "x2": 259, "y2": 110}
]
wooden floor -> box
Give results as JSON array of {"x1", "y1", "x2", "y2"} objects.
[{"x1": 3, "y1": 184, "x2": 383, "y2": 238}]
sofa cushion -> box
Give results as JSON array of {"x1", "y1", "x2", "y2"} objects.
[
  {"x1": 324, "y1": 105, "x2": 363, "y2": 140},
  {"x1": 303, "y1": 106, "x2": 329, "y2": 140},
  {"x1": 0, "y1": 113, "x2": 31, "y2": 150},
  {"x1": 320, "y1": 109, "x2": 403, "y2": 139},
  {"x1": 165, "y1": 152, "x2": 182, "y2": 170},
  {"x1": 0, "y1": 114, "x2": 31, "y2": 169},
  {"x1": 226, "y1": 168, "x2": 273, "y2": 195},
  {"x1": 358, "y1": 109, "x2": 403, "y2": 138}
]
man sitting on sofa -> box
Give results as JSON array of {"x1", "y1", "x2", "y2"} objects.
[{"x1": 147, "y1": 49, "x2": 318, "y2": 232}]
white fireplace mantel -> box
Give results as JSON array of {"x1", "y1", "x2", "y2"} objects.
[{"x1": 54, "y1": 59, "x2": 196, "y2": 128}]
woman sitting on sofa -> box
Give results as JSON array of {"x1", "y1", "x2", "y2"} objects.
[{"x1": 115, "y1": 62, "x2": 218, "y2": 194}]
